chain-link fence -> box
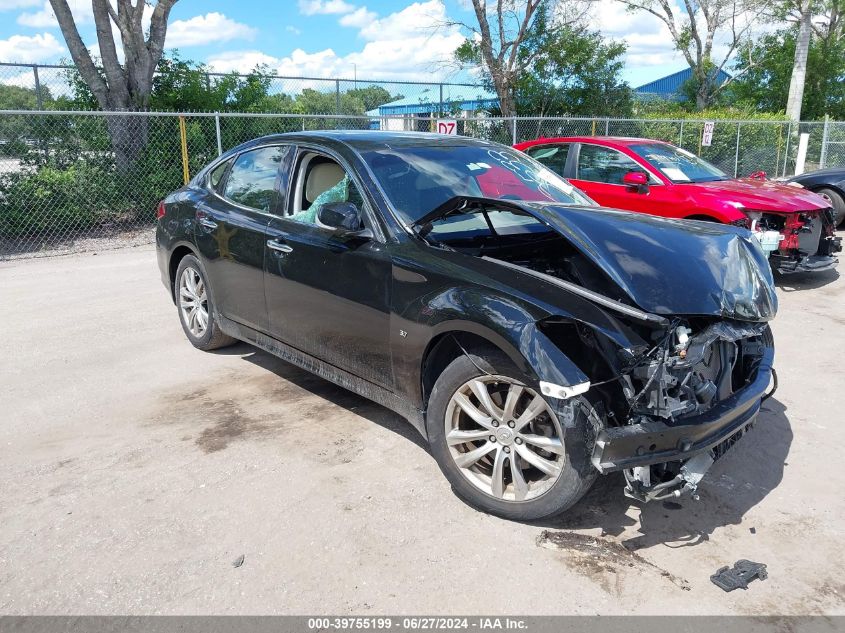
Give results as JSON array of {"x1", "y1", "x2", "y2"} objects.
[
  {"x1": 0, "y1": 62, "x2": 487, "y2": 116},
  {"x1": 1, "y1": 110, "x2": 843, "y2": 260}
]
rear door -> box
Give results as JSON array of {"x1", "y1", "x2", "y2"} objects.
[
  {"x1": 568, "y1": 143, "x2": 678, "y2": 217},
  {"x1": 194, "y1": 144, "x2": 292, "y2": 332}
]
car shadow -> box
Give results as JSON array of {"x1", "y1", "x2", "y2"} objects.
[
  {"x1": 774, "y1": 268, "x2": 839, "y2": 291},
  {"x1": 215, "y1": 343, "x2": 430, "y2": 452},
  {"x1": 533, "y1": 397, "x2": 792, "y2": 550},
  {"x1": 212, "y1": 344, "x2": 791, "y2": 545}
]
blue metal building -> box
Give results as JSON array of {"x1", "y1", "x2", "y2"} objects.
[{"x1": 634, "y1": 67, "x2": 732, "y2": 101}]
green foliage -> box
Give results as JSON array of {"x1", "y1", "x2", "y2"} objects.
[
  {"x1": 515, "y1": 24, "x2": 632, "y2": 117},
  {"x1": 454, "y1": 6, "x2": 632, "y2": 117},
  {"x1": 730, "y1": 27, "x2": 845, "y2": 120},
  {"x1": 0, "y1": 162, "x2": 119, "y2": 238}
]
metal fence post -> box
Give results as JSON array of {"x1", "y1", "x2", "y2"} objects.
[
  {"x1": 335, "y1": 79, "x2": 341, "y2": 115},
  {"x1": 512, "y1": 118, "x2": 517, "y2": 145},
  {"x1": 734, "y1": 122, "x2": 741, "y2": 177},
  {"x1": 679, "y1": 120, "x2": 684, "y2": 146},
  {"x1": 820, "y1": 115, "x2": 830, "y2": 168},
  {"x1": 605, "y1": 118, "x2": 609, "y2": 135},
  {"x1": 214, "y1": 112, "x2": 222, "y2": 156},
  {"x1": 439, "y1": 84, "x2": 444, "y2": 115}
]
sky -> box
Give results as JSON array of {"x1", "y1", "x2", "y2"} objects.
[{"x1": 0, "y1": 0, "x2": 731, "y2": 90}]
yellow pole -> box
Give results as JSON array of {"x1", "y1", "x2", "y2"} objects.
[
  {"x1": 178, "y1": 115, "x2": 190, "y2": 185},
  {"x1": 591, "y1": 119, "x2": 596, "y2": 136}
]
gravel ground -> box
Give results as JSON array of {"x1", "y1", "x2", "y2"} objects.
[{"x1": 1, "y1": 245, "x2": 843, "y2": 615}]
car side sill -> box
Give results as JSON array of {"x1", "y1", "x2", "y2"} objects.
[{"x1": 216, "y1": 315, "x2": 427, "y2": 438}]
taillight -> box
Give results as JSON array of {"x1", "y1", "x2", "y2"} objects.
[{"x1": 156, "y1": 201, "x2": 166, "y2": 220}]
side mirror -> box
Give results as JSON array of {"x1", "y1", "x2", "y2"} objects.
[
  {"x1": 623, "y1": 171, "x2": 649, "y2": 187},
  {"x1": 623, "y1": 171, "x2": 649, "y2": 194},
  {"x1": 317, "y1": 201, "x2": 365, "y2": 233}
]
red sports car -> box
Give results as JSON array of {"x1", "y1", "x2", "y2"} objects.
[{"x1": 514, "y1": 136, "x2": 841, "y2": 274}]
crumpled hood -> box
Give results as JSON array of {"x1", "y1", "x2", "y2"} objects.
[
  {"x1": 516, "y1": 202, "x2": 778, "y2": 321},
  {"x1": 683, "y1": 178, "x2": 829, "y2": 212}
]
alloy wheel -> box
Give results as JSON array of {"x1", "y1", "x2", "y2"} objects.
[
  {"x1": 179, "y1": 267, "x2": 209, "y2": 339},
  {"x1": 444, "y1": 376, "x2": 565, "y2": 502}
]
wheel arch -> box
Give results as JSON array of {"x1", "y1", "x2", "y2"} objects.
[
  {"x1": 419, "y1": 320, "x2": 592, "y2": 411},
  {"x1": 421, "y1": 330, "x2": 513, "y2": 409},
  {"x1": 168, "y1": 242, "x2": 199, "y2": 302}
]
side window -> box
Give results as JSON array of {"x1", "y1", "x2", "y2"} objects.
[
  {"x1": 208, "y1": 159, "x2": 230, "y2": 192},
  {"x1": 289, "y1": 154, "x2": 366, "y2": 227},
  {"x1": 525, "y1": 144, "x2": 569, "y2": 176},
  {"x1": 576, "y1": 144, "x2": 642, "y2": 185},
  {"x1": 223, "y1": 146, "x2": 289, "y2": 212}
]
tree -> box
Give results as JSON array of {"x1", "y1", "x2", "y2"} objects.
[
  {"x1": 455, "y1": 3, "x2": 628, "y2": 116},
  {"x1": 452, "y1": 0, "x2": 589, "y2": 116},
  {"x1": 514, "y1": 21, "x2": 631, "y2": 117},
  {"x1": 731, "y1": 25, "x2": 845, "y2": 118},
  {"x1": 617, "y1": 0, "x2": 765, "y2": 109},
  {"x1": 786, "y1": 0, "x2": 814, "y2": 119},
  {"x1": 49, "y1": 0, "x2": 179, "y2": 170}
]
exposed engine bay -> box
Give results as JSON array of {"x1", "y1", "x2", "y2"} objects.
[
  {"x1": 423, "y1": 198, "x2": 776, "y2": 503},
  {"x1": 747, "y1": 208, "x2": 842, "y2": 273}
]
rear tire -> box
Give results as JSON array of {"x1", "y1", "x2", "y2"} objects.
[
  {"x1": 815, "y1": 187, "x2": 845, "y2": 226},
  {"x1": 426, "y1": 348, "x2": 601, "y2": 521},
  {"x1": 174, "y1": 254, "x2": 237, "y2": 351}
]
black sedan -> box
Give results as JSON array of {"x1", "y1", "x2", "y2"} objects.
[
  {"x1": 788, "y1": 166, "x2": 845, "y2": 226},
  {"x1": 156, "y1": 131, "x2": 777, "y2": 520}
]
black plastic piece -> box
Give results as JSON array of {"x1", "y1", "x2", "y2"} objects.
[{"x1": 710, "y1": 559, "x2": 768, "y2": 592}]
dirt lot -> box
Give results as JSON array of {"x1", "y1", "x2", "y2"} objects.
[{"x1": 1, "y1": 245, "x2": 844, "y2": 615}]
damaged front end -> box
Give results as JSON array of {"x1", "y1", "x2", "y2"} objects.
[
  {"x1": 438, "y1": 198, "x2": 779, "y2": 504},
  {"x1": 592, "y1": 319, "x2": 775, "y2": 503},
  {"x1": 744, "y1": 208, "x2": 842, "y2": 274}
]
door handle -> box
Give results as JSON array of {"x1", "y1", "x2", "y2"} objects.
[
  {"x1": 267, "y1": 239, "x2": 293, "y2": 254},
  {"x1": 198, "y1": 217, "x2": 218, "y2": 230}
]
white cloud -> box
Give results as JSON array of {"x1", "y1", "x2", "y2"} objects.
[
  {"x1": 358, "y1": 0, "x2": 443, "y2": 40},
  {"x1": 166, "y1": 12, "x2": 257, "y2": 48},
  {"x1": 0, "y1": 32, "x2": 64, "y2": 62},
  {"x1": 591, "y1": 0, "x2": 681, "y2": 70},
  {"x1": 339, "y1": 6, "x2": 376, "y2": 28},
  {"x1": 17, "y1": 0, "x2": 92, "y2": 27},
  {"x1": 286, "y1": 25, "x2": 302, "y2": 35},
  {"x1": 298, "y1": 0, "x2": 355, "y2": 16},
  {"x1": 206, "y1": 50, "x2": 282, "y2": 74},
  {"x1": 209, "y1": 0, "x2": 464, "y2": 82}
]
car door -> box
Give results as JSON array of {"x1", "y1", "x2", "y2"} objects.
[
  {"x1": 263, "y1": 147, "x2": 394, "y2": 389},
  {"x1": 194, "y1": 144, "x2": 292, "y2": 333},
  {"x1": 522, "y1": 142, "x2": 572, "y2": 178},
  {"x1": 568, "y1": 143, "x2": 678, "y2": 217}
]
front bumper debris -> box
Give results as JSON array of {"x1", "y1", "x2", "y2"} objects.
[
  {"x1": 773, "y1": 253, "x2": 839, "y2": 274},
  {"x1": 591, "y1": 347, "x2": 774, "y2": 474}
]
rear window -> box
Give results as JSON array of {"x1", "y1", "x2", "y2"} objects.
[{"x1": 223, "y1": 146, "x2": 289, "y2": 211}]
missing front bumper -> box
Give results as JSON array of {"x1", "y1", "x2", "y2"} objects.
[{"x1": 591, "y1": 348, "x2": 774, "y2": 474}]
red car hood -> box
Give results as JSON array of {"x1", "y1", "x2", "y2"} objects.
[{"x1": 681, "y1": 178, "x2": 829, "y2": 213}]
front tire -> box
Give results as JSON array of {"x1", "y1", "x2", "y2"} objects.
[
  {"x1": 174, "y1": 254, "x2": 236, "y2": 351},
  {"x1": 426, "y1": 349, "x2": 601, "y2": 521}
]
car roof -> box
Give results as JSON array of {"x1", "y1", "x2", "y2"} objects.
[
  {"x1": 240, "y1": 129, "x2": 501, "y2": 151},
  {"x1": 515, "y1": 136, "x2": 672, "y2": 149}
]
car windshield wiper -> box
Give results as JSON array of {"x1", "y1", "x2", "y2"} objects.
[{"x1": 410, "y1": 196, "x2": 473, "y2": 239}]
